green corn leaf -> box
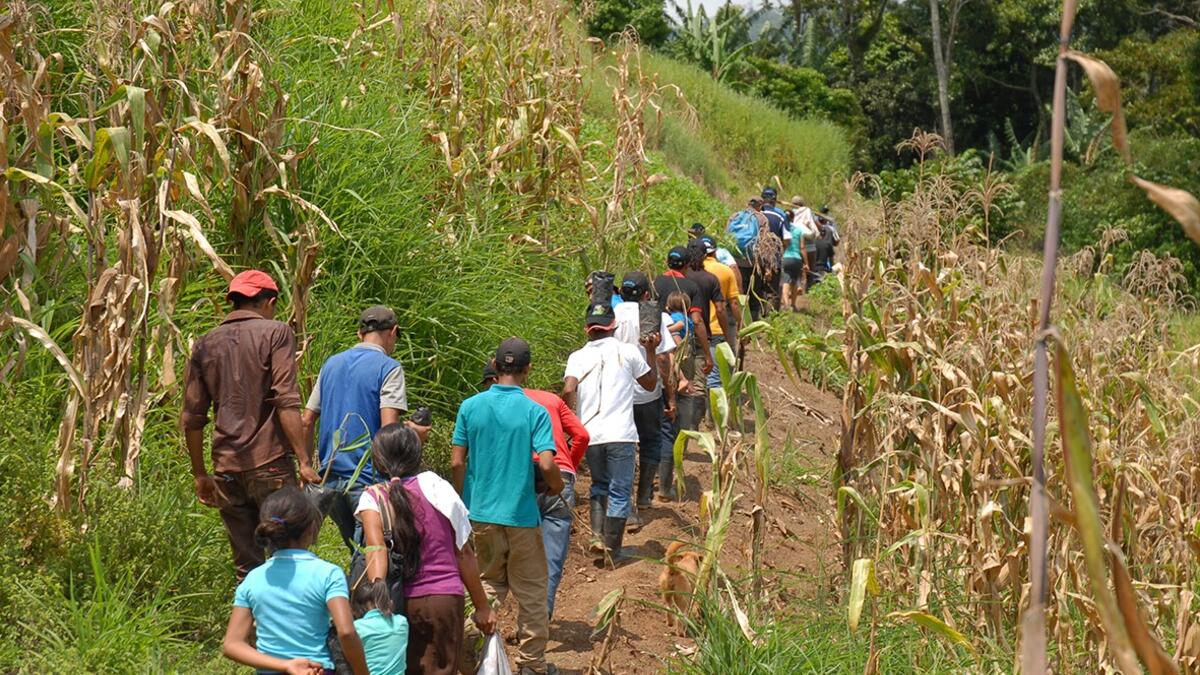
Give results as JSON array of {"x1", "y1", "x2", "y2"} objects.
[
  {"x1": 126, "y1": 86, "x2": 147, "y2": 152},
  {"x1": 709, "y1": 386, "x2": 730, "y2": 440},
  {"x1": 1055, "y1": 341, "x2": 1140, "y2": 673},
  {"x1": 715, "y1": 340, "x2": 736, "y2": 385},
  {"x1": 837, "y1": 485, "x2": 877, "y2": 523},
  {"x1": 738, "y1": 320, "x2": 770, "y2": 340},
  {"x1": 888, "y1": 611, "x2": 975, "y2": 653}
]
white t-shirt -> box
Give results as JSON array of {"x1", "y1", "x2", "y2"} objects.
[
  {"x1": 564, "y1": 337, "x2": 650, "y2": 445},
  {"x1": 354, "y1": 471, "x2": 472, "y2": 550},
  {"x1": 612, "y1": 302, "x2": 675, "y2": 405}
]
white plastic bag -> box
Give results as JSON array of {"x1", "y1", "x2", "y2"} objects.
[{"x1": 476, "y1": 633, "x2": 513, "y2": 675}]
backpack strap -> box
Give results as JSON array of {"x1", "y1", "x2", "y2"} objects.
[{"x1": 365, "y1": 482, "x2": 396, "y2": 539}]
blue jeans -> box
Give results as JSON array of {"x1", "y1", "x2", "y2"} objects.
[
  {"x1": 586, "y1": 442, "x2": 636, "y2": 518},
  {"x1": 707, "y1": 334, "x2": 727, "y2": 390},
  {"x1": 323, "y1": 477, "x2": 366, "y2": 555},
  {"x1": 539, "y1": 472, "x2": 576, "y2": 619},
  {"x1": 660, "y1": 414, "x2": 678, "y2": 466}
]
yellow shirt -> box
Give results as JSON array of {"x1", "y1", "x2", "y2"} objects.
[{"x1": 703, "y1": 258, "x2": 739, "y2": 337}]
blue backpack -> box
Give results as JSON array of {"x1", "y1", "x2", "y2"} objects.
[{"x1": 727, "y1": 209, "x2": 760, "y2": 254}]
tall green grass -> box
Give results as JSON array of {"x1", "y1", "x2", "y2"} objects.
[{"x1": 587, "y1": 50, "x2": 851, "y2": 205}]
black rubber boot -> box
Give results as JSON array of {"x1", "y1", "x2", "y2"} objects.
[
  {"x1": 657, "y1": 460, "x2": 676, "y2": 501},
  {"x1": 636, "y1": 462, "x2": 658, "y2": 507},
  {"x1": 627, "y1": 501, "x2": 643, "y2": 533},
  {"x1": 601, "y1": 516, "x2": 632, "y2": 568},
  {"x1": 588, "y1": 496, "x2": 606, "y2": 554}
]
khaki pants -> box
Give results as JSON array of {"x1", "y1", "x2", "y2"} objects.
[{"x1": 472, "y1": 521, "x2": 549, "y2": 671}]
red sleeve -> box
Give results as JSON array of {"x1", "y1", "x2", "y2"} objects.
[{"x1": 558, "y1": 397, "x2": 589, "y2": 469}]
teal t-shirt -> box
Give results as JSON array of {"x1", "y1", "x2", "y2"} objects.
[
  {"x1": 232, "y1": 549, "x2": 348, "y2": 669},
  {"x1": 452, "y1": 384, "x2": 556, "y2": 527},
  {"x1": 354, "y1": 609, "x2": 409, "y2": 675},
  {"x1": 783, "y1": 223, "x2": 806, "y2": 259}
]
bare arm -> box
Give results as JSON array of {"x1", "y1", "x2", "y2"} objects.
[
  {"x1": 657, "y1": 352, "x2": 674, "y2": 413},
  {"x1": 329, "y1": 597, "x2": 368, "y2": 675},
  {"x1": 692, "y1": 310, "x2": 712, "y2": 372},
  {"x1": 380, "y1": 407, "x2": 402, "y2": 428},
  {"x1": 451, "y1": 444, "x2": 467, "y2": 493},
  {"x1": 361, "y1": 509, "x2": 388, "y2": 581},
  {"x1": 561, "y1": 376, "x2": 579, "y2": 412},
  {"x1": 714, "y1": 300, "x2": 731, "y2": 338},
  {"x1": 224, "y1": 607, "x2": 322, "y2": 674},
  {"x1": 538, "y1": 450, "x2": 563, "y2": 496},
  {"x1": 457, "y1": 543, "x2": 496, "y2": 634},
  {"x1": 279, "y1": 408, "x2": 319, "y2": 485}
]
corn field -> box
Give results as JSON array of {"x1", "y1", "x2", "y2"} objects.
[{"x1": 834, "y1": 141, "x2": 1200, "y2": 670}]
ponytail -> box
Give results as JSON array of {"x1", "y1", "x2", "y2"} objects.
[
  {"x1": 254, "y1": 486, "x2": 320, "y2": 553},
  {"x1": 386, "y1": 481, "x2": 423, "y2": 581}
]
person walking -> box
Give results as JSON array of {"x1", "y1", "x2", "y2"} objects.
[
  {"x1": 728, "y1": 198, "x2": 771, "y2": 320},
  {"x1": 303, "y1": 305, "x2": 416, "y2": 555},
  {"x1": 759, "y1": 187, "x2": 788, "y2": 311},
  {"x1": 696, "y1": 236, "x2": 740, "y2": 388},
  {"x1": 562, "y1": 302, "x2": 658, "y2": 566},
  {"x1": 358, "y1": 424, "x2": 495, "y2": 675},
  {"x1": 522, "y1": 386, "x2": 588, "y2": 619},
  {"x1": 183, "y1": 270, "x2": 317, "y2": 582},
  {"x1": 451, "y1": 337, "x2": 562, "y2": 675},
  {"x1": 652, "y1": 248, "x2": 710, "y2": 500},
  {"x1": 613, "y1": 271, "x2": 676, "y2": 532},
  {"x1": 782, "y1": 198, "x2": 816, "y2": 311}
]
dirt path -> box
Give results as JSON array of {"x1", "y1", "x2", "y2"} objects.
[{"x1": 494, "y1": 348, "x2": 844, "y2": 673}]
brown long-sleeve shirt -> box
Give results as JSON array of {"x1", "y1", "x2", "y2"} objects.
[{"x1": 182, "y1": 310, "x2": 302, "y2": 473}]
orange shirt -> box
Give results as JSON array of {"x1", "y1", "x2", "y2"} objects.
[
  {"x1": 703, "y1": 258, "x2": 739, "y2": 336},
  {"x1": 524, "y1": 388, "x2": 589, "y2": 474}
]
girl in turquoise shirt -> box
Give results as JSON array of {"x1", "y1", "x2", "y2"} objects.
[{"x1": 222, "y1": 486, "x2": 369, "y2": 675}]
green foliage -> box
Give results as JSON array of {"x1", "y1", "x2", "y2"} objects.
[
  {"x1": 584, "y1": 0, "x2": 670, "y2": 47},
  {"x1": 1097, "y1": 29, "x2": 1200, "y2": 136},
  {"x1": 665, "y1": 0, "x2": 754, "y2": 83},
  {"x1": 739, "y1": 57, "x2": 868, "y2": 160},
  {"x1": 639, "y1": 52, "x2": 851, "y2": 202}
]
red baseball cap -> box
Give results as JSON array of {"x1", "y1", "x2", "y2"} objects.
[{"x1": 227, "y1": 269, "x2": 278, "y2": 299}]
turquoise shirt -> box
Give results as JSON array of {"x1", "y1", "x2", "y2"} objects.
[
  {"x1": 783, "y1": 223, "x2": 806, "y2": 260},
  {"x1": 232, "y1": 549, "x2": 348, "y2": 669},
  {"x1": 452, "y1": 384, "x2": 556, "y2": 527},
  {"x1": 354, "y1": 609, "x2": 409, "y2": 675}
]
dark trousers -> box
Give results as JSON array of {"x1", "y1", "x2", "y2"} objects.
[
  {"x1": 633, "y1": 397, "x2": 664, "y2": 464},
  {"x1": 407, "y1": 594, "x2": 466, "y2": 675},
  {"x1": 215, "y1": 455, "x2": 298, "y2": 581}
]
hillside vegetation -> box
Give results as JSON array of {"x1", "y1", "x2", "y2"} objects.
[{"x1": 0, "y1": 0, "x2": 846, "y2": 671}]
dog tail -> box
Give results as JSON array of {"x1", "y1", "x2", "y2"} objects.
[{"x1": 664, "y1": 540, "x2": 689, "y2": 564}]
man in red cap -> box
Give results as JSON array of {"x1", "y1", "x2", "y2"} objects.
[{"x1": 182, "y1": 269, "x2": 319, "y2": 580}]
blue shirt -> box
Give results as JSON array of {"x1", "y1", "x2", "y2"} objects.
[
  {"x1": 452, "y1": 384, "x2": 556, "y2": 527},
  {"x1": 762, "y1": 205, "x2": 788, "y2": 239},
  {"x1": 232, "y1": 549, "x2": 348, "y2": 669},
  {"x1": 669, "y1": 311, "x2": 693, "y2": 339},
  {"x1": 312, "y1": 344, "x2": 404, "y2": 483},
  {"x1": 354, "y1": 609, "x2": 408, "y2": 675}
]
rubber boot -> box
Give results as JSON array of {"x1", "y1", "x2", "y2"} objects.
[
  {"x1": 588, "y1": 496, "x2": 606, "y2": 555},
  {"x1": 636, "y1": 462, "x2": 657, "y2": 507},
  {"x1": 657, "y1": 460, "x2": 677, "y2": 502},
  {"x1": 602, "y1": 516, "x2": 632, "y2": 568}
]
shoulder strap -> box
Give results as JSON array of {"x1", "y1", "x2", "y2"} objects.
[{"x1": 367, "y1": 483, "x2": 395, "y2": 537}]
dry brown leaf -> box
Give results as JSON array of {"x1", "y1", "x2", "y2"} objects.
[
  {"x1": 1066, "y1": 52, "x2": 1129, "y2": 163},
  {"x1": 4, "y1": 315, "x2": 86, "y2": 398},
  {"x1": 1131, "y1": 176, "x2": 1200, "y2": 247}
]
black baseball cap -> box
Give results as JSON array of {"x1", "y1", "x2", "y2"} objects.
[
  {"x1": 360, "y1": 305, "x2": 397, "y2": 333},
  {"x1": 820, "y1": 205, "x2": 830, "y2": 214},
  {"x1": 480, "y1": 360, "x2": 498, "y2": 384},
  {"x1": 494, "y1": 337, "x2": 531, "y2": 370},
  {"x1": 688, "y1": 223, "x2": 705, "y2": 237},
  {"x1": 667, "y1": 246, "x2": 689, "y2": 270},
  {"x1": 585, "y1": 302, "x2": 617, "y2": 331},
  {"x1": 699, "y1": 235, "x2": 717, "y2": 255},
  {"x1": 761, "y1": 186, "x2": 777, "y2": 199},
  {"x1": 685, "y1": 238, "x2": 707, "y2": 263},
  {"x1": 620, "y1": 271, "x2": 650, "y2": 300}
]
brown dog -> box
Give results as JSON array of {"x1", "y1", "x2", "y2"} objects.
[{"x1": 659, "y1": 540, "x2": 702, "y2": 630}]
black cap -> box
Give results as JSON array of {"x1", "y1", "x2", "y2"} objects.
[
  {"x1": 494, "y1": 337, "x2": 531, "y2": 370},
  {"x1": 480, "y1": 360, "x2": 498, "y2": 384},
  {"x1": 699, "y1": 235, "x2": 716, "y2": 254},
  {"x1": 820, "y1": 205, "x2": 830, "y2": 214},
  {"x1": 585, "y1": 302, "x2": 617, "y2": 330},
  {"x1": 761, "y1": 186, "x2": 777, "y2": 199},
  {"x1": 360, "y1": 305, "x2": 397, "y2": 333},
  {"x1": 685, "y1": 238, "x2": 707, "y2": 264},
  {"x1": 620, "y1": 271, "x2": 650, "y2": 300},
  {"x1": 667, "y1": 246, "x2": 689, "y2": 270},
  {"x1": 688, "y1": 223, "x2": 705, "y2": 237}
]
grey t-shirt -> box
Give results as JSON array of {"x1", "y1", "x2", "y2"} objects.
[{"x1": 305, "y1": 342, "x2": 407, "y2": 413}]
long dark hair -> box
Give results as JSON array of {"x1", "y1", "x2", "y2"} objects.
[
  {"x1": 352, "y1": 579, "x2": 393, "y2": 619},
  {"x1": 370, "y1": 423, "x2": 423, "y2": 580},
  {"x1": 254, "y1": 486, "x2": 320, "y2": 553}
]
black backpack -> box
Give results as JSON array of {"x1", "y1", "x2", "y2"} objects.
[{"x1": 347, "y1": 481, "x2": 409, "y2": 614}]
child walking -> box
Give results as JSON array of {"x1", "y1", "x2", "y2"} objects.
[
  {"x1": 222, "y1": 486, "x2": 369, "y2": 675},
  {"x1": 352, "y1": 580, "x2": 409, "y2": 675}
]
